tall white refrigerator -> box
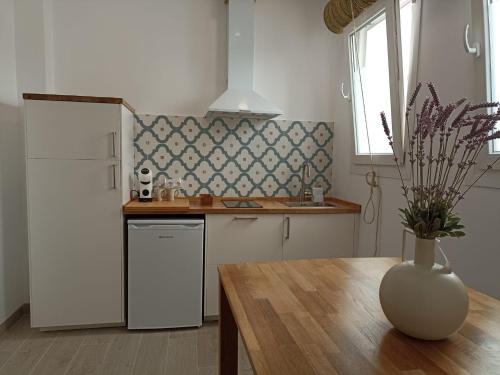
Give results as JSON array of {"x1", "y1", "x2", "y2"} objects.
[{"x1": 25, "y1": 95, "x2": 134, "y2": 329}]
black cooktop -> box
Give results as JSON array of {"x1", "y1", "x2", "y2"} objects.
[{"x1": 222, "y1": 200, "x2": 262, "y2": 208}]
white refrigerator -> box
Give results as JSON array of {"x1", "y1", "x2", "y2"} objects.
[
  {"x1": 25, "y1": 98, "x2": 134, "y2": 329},
  {"x1": 127, "y1": 219, "x2": 204, "y2": 329}
]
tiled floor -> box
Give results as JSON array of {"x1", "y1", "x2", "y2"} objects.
[{"x1": 0, "y1": 315, "x2": 253, "y2": 375}]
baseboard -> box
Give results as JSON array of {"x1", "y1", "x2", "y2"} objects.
[
  {"x1": 22, "y1": 303, "x2": 30, "y2": 315},
  {"x1": 16, "y1": 304, "x2": 125, "y2": 332},
  {"x1": 0, "y1": 303, "x2": 29, "y2": 335},
  {"x1": 39, "y1": 322, "x2": 125, "y2": 332},
  {"x1": 204, "y1": 315, "x2": 219, "y2": 322}
]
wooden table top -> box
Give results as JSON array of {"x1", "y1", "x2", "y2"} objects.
[{"x1": 218, "y1": 258, "x2": 500, "y2": 375}]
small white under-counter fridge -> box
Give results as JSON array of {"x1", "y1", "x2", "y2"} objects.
[
  {"x1": 127, "y1": 219, "x2": 204, "y2": 329},
  {"x1": 24, "y1": 94, "x2": 134, "y2": 329}
]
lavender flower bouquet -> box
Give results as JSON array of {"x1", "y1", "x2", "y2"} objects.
[{"x1": 381, "y1": 83, "x2": 500, "y2": 239}]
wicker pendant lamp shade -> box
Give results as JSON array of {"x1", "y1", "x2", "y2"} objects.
[{"x1": 324, "y1": 0, "x2": 377, "y2": 34}]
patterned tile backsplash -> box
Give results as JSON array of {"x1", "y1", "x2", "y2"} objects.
[{"x1": 134, "y1": 115, "x2": 334, "y2": 197}]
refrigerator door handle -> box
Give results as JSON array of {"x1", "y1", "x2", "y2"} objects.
[
  {"x1": 111, "y1": 131, "x2": 117, "y2": 158},
  {"x1": 128, "y1": 224, "x2": 203, "y2": 230},
  {"x1": 111, "y1": 164, "x2": 117, "y2": 189}
]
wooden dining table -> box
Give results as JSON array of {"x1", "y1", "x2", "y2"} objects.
[{"x1": 218, "y1": 257, "x2": 500, "y2": 374}]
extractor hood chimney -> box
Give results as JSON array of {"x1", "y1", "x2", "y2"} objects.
[{"x1": 206, "y1": 0, "x2": 283, "y2": 119}]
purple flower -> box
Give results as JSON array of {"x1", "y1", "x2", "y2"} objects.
[
  {"x1": 408, "y1": 82, "x2": 422, "y2": 107},
  {"x1": 452, "y1": 104, "x2": 470, "y2": 128},
  {"x1": 428, "y1": 82, "x2": 440, "y2": 106},
  {"x1": 380, "y1": 112, "x2": 391, "y2": 137},
  {"x1": 484, "y1": 130, "x2": 500, "y2": 142},
  {"x1": 468, "y1": 102, "x2": 499, "y2": 111}
]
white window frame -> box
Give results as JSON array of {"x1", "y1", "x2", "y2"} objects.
[
  {"x1": 482, "y1": 0, "x2": 500, "y2": 163},
  {"x1": 460, "y1": 0, "x2": 500, "y2": 188},
  {"x1": 347, "y1": 0, "x2": 422, "y2": 167},
  {"x1": 467, "y1": 0, "x2": 500, "y2": 179}
]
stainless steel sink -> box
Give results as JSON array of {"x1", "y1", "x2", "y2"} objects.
[{"x1": 283, "y1": 201, "x2": 339, "y2": 208}]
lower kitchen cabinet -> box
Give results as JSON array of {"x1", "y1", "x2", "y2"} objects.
[
  {"x1": 205, "y1": 265, "x2": 221, "y2": 317},
  {"x1": 206, "y1": 214, "x2": 284, "y2": 264},
  {"x1": 204, "y1": 214, "x2": 283, "y2": 316},
  {"x1": 282, "y1": 214, "x2": 356, "y2": 260},
  {"x1": 204, "y1": 212, "x2": 358, "y2": 317}
]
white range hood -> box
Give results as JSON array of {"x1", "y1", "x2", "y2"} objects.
[{"x1": 207, "y1": 0, "x2": 283, "y2": 119}]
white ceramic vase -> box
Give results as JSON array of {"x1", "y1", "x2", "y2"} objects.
[{"x1": 379, "y1": 238, "x2": 469, "y2": 340}]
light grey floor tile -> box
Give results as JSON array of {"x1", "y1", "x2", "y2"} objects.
[
  {"x1": 166, "y1": 334, "x2": 198, "y2": 375},
  {"x1": 0, "y1": 329, "x2": 56, "y2": 375},
  {"x1": 132, "y1": 331, "x2": 169, "y2": 375},
  {"x1": 197, "y1": 323, "x2": 218, "y2": 368},
  {"x1": 0, "y1": 317, "x2": 225, "y2": 375},
  {"x1": 65, "y1": 343, "x2": 109, "y2": 375},
  {"x1": 30, "y1": 330, "x2": 86, "y2": 375}
]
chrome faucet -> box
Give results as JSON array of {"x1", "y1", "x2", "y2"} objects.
[{"x1": 298, "y1": 162, "x2": 312, "y2": 204}]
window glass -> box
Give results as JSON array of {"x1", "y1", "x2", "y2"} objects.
[
  {"x1": 350, "y1": 2, "x2": 416, "y2": 158},
  {"x1": 400, "y1": 0, "x2": 414, "y2": 105},
  {"x1": 487, "y1": 0, "x2": 500, "y2": 153},
  {"x1": 350, "y1": 11, "x2": 393, "y2": 155}
]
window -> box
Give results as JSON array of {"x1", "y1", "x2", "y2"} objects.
[
  {"x1": 350, "y1": 11, "x2": 393, "y2": 155},
  {"x1": 348, "y1": 0, "x2": 421, "y2": 164},
  {"x1": 400, "y1": 0, "x2": 415, "y2": 105},
  {"x1": 485, "y1": 0, "x2": 500, "y2": 154}
]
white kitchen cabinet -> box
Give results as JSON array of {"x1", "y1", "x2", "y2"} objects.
[
  {"x1": 205, "y1": 265, "x2": 220, "y2": 318},
  {"x1": 25, "y1": 100, "x2": 122, "y2": 160},
  {"x1": 204, "y1": 214, "x2": 283, "y2": 316},
  {"x1": 282, "y1": 214, "x2": 356, "y2": 260},
  {"x1": 204, "y1": 212, "x2": 358, "y2": 317},
  {"x1": 28, "y1": 159, "x2": 123, "y2": 327},
  {"x1": 206, "y1": 214, "x2": 283, "y2": 264},
  {"x1": 25, "y1": 97, "x2": 134, "y2": 329}
]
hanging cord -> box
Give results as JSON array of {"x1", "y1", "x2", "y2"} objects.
[
  {"x1": 363, "y1": 172, "x2": 377, "y2": 224},
  {"x1": 348, "y1": 0, "x2": 383, "y2": 256},
  {"x1": 364, "y1": 171, "x2": 383, "y2": 256}
]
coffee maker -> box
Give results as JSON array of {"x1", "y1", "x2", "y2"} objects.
[{"x1": 138, "y1": 168, "x2": 153, "y2": 202}]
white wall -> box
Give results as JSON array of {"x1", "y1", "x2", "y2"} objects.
[
  {"x1": 14, "y1": 0, "x2": 54, "y2": 95},
  {"x1": 332, "y1": 0, "x2": 500, "y2": 299},
  {"x1": 49, "y1": 0, "x2": 335, "y2": 121},
  {"x1": 0, "y1": 0, "x2": 30, "y2": 324}
]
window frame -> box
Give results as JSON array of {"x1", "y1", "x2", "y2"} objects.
[
  {"x1": 347, "y1": 0, "x2": 422, "y2": 167},
  {"x1": 469, "y1": 0, "x2": 500, "y2": 176},
  {"x1": 457, "y1": 0, "x2": 500, "y2": 187},
  {"x1": 483, "y1": 0, "x2": 500, "y2": 158}
]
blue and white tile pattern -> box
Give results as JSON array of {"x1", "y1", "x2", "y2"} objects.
[{"x1": 134, "y1": 115, "x2": 334, "y2": 197}]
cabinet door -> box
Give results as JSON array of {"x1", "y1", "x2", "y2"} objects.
[
  {"x1": 25, "y1": 100, "x2": 121, "y2": 160},
  {"x1": 27, "y1": 158, "x2": 123, "y2": 328},
  {"x1": 206, "y1": 214, "x2": 283, "y2": 265},
  {"x1": 204, "y1": 214, "x2": 283, "y2": 316},
  {"x1": 205, "y1": 265, "x2": 220, "y2": 317},
  {"x1": 283, "y1": 214, "x2": 355, "y2": 260}
]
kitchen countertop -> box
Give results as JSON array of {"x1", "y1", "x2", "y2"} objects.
[{"x1": 123, "y1": 196, "x2": 361, "y2": 215}]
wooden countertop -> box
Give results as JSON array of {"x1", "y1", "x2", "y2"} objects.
[
  {"x1": 218, "y1": 258, "x2": 500, "y2": 374},
  {"x1": 23, "y1": 93, "x2": 135, "y2": 113},
  {"x1": 123, "y1": 197, "x2": 361, "y2": 215}
]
